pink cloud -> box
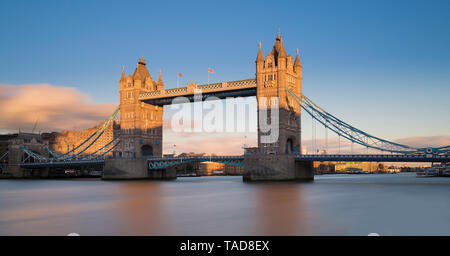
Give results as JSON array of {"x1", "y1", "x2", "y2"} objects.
[
  {"x1": 0, "y1": 83, "x2": 117, "y2": 133},
  {"x1": 394, "y1": 136, "x2": 450, "y2": 148}
]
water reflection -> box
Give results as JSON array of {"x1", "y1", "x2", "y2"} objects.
[
  {"x1": 114, "y1": 181, "x2": 171, "y2": 235},
  {"x1": 250, "y1": 183, "x2": 310, "y2": 235},
  {"x1": 1, "y1": 174, "x2": 450, "y2": 235}
]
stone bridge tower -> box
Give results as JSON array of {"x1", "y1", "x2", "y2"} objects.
[
  {"x1": 255, "y1": 31, "x2": 302, "y2": 154},
  {"x1": 118, "y1": 57, "x2": 163, "y2": 158}
]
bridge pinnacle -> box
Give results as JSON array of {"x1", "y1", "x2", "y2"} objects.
[
  {"x1": 257, "y1": 41, "x2": 264, "y2": 62},
  {"x1": 138, "y1": 56, "x2": 146, "y2": 65},
  {"x1": 120, "y1": 65, "x2": 126, "y2": 81},
  {"x1": 295, "y1": 48, "x2": 301, "y2": 67}
]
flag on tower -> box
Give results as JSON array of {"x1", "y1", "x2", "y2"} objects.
[
  {"x1": 177, "y1": 73, "x2": 183, "y2": 88},
  {"x1": 208, "y1": 68, "x2": 214, "y2": 74}
]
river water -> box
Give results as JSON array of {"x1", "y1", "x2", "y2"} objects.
[{"x1": 0, "y1": 173, "x2": 449, "y2": 236}]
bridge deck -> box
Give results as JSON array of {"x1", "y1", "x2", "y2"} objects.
[
  {"x1": 296, "y1": 154, "x2": 450, "y2": 162},
  {"x1": 139, "y1": 79, "x2": 257, "y2": 106},
  {"x1": 19, "y1": 154, "x2": 449, "y2": 169},
  {"x1": 21, "y1": 160, "x2": 105, "y2": 169}
]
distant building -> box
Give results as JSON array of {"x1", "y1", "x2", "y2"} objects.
[
  {"x1": 244, "y1": 147, "x2": 258, "y2": 155},
  {"x1": 301, "y1": 146, "x2": 307, "y2": 155},
  {"x1": 41, "y1": 121, "x2": 119, "y2": 157},
  {"x1": 0, "y1": 133, "x2": 44, "y2": 164},
  {"x1": 198, "y1": 162, "x2": 225, "y2": 176},
  {"x1": 334, "y1": 162, "x2": 386, "y2": 173},
  {"x1": 197, "y1": 161, "x2": 243, "y2": 176},
  {"x1": 178, "y1": 152, "x2": 209, "y2": 157}
]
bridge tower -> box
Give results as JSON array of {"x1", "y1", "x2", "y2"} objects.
[
  {"x1": 255, "y1": 31, "x2": 302, "y2": 154},
  {"x1": 118, "y1": 57, "x2": 164, "y2": 158},
  {"x1": 244, "y1": 31, "x2": 312, "y2": 181}
]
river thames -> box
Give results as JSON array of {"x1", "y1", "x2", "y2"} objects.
[{"x1": 1, "y1": 173, "x2": 449, "y2": 236}]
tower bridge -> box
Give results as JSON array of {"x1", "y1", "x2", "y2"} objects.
[{"x1": 5, "y1": 31, "x2": 450, "y2": 180}]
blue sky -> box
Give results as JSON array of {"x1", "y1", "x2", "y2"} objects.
[{"x1": 1, "y1": 0, "x2": 449, "y2": 152}]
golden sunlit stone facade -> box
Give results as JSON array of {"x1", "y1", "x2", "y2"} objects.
[
  {"x1": 47, "y1": 122, "x2": 119, "y2": 156},
  {"x1": 118, "y1": 57, "x2": 163, "y2": 158},
  {"x1": 256, "y1": 31, "x2": 302, "y2": 154}
]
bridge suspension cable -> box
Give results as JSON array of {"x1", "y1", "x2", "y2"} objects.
[
  {"x1": 78, "y1": 135, "x2": 120, "y2": 160},
  {"x1": 20, "y1": 106, "x2": 121, "y2": 162},
  {"x1": 286, "y1": 87, "x2": 449, "y2": 155},
  {"x1": 44, "y1": 106, "x2": 120, "y2": 160},
  {"x1": 0, "y1": 151, "x2": 8, "y2": 161}
]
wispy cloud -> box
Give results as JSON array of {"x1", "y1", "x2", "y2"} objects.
[
  {"x1": 394, "y1": 136, "x2": 450, "y2": 148},
  {"x1": 0, "y1": 83, "x2": 116, "y2": 133}
]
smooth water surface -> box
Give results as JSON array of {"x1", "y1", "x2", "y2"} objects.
[{"x1": 1, "y1": 173, "x2": 449, "y2": 235}]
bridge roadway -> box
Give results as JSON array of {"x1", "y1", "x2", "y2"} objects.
[
  {"x1": 296, "y1": 154, "x2": 450, "y2": 162},
  {"x1": 19, "y1": 154, "x2": 450, "y2": 169},
  {"x1": 21, "y1": 159, "x2": 105, "y2": 169}
]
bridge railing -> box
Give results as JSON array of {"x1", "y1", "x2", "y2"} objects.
[
  {"x1": 147, "y1": 155, "x2": 245, "y2": 170},
  {"x1": 147, "y1": 155, "x2": 244, "y2": 161},
  {"x1": 139, "y1": 79, "x2": 257, "y2": 100},
  {"x1": 295, "y1": 154, "x2": 450, "y2": 162}
]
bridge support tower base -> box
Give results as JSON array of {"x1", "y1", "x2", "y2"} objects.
[
  {"x1": 6, "y1": 145, "x2": 50, "y2": 178},
  {"x1": 102, "y1": 158, "x2": 176, "y2": 180},
  {"x1": 243, "y1": 154, "x2": 314, "y2": 182}
]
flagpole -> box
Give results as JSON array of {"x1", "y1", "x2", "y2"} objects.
[{"x1": 177, "y1": 75, "x2": 179, "y2": 88}]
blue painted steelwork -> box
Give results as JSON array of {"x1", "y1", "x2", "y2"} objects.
[
  {"x1": 90, "y1": 140, "x2": 120, "y2": 159},
  {"x1": 21, "y1": 159, "x2": 105, "y2": 169},
  {"x1": 286, "y1": 87, "x2": 450, "y2": 155},
  {"x1": 141, "y1": 88, "x2": 257, "y2": 106},
  {"x1": 45, "y1": 107, "x2": 120, "y2": 161},
  {"x1": 78, "y1": 136, "x2": 120, "y2": 160},
  {"x1": 0, "y1": 151, "x2": 8, "y2": 161},
  {"x1": 19, "y1": 153, "x2": 450, "y2": 170},
  {"x1": 20, "y1": 107, "x2": 120, "y2": 164},
  {"x1": 20, "y1": 146, "x2": 52, "y2": 162},
  {"x1": 296, "y1": 154, "x2": 450, "y2": 163},
  {"x1": 147, "y1": 156, "x2": 244, "y2": 170}
]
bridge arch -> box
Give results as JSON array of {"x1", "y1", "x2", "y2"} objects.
[
  {"x1": 141, "y1": 144, "x2": 153, "y2": 157},
  {"x1": 285, "y1": 136, "x2": 300, "y2": 154},
  {"x1": 285, "y1": 138, "x2": 294, "y2": 154}
]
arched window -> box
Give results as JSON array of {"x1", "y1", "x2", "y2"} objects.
[{"x1": 141, "y1": 144, "x2": 153, "y2": 157}]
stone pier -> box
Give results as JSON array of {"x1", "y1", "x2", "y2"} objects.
[
  {"x1": 5, "y1": 135, "x2": 50, "y2": 178},
  {"x1": 243, "y1": 154, "x2": 314, "y2": 182},
  {"x1": 102, "y1": 158, "x2": 176, "y2": 180}
]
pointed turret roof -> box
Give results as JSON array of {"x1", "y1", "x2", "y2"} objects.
[
  {"x1": 120, "y1": 65, "x2": 126, "y2": 81},
  {"x1": 257, "y1": 42, "x2": 264, "y2": 62},
  {"x1": 270, "y1": 30, "x2": 287, "y2": 60},
  {"x1": 138, "y1": 56, "x2": 146, "y2": 65},
  {"x1": 157, "y1": 69, "x2": 163, "y2": 85},
  {"x1": 133, "y1": 56, "x2": 151, "y2": 81},
  {"x1": 294, "y1": 48, "x2": 301, "y2": 67}
]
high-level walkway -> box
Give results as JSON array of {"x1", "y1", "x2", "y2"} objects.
[{"x1": 139, "y1": 79, "x2": 257, "y2": 106}]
